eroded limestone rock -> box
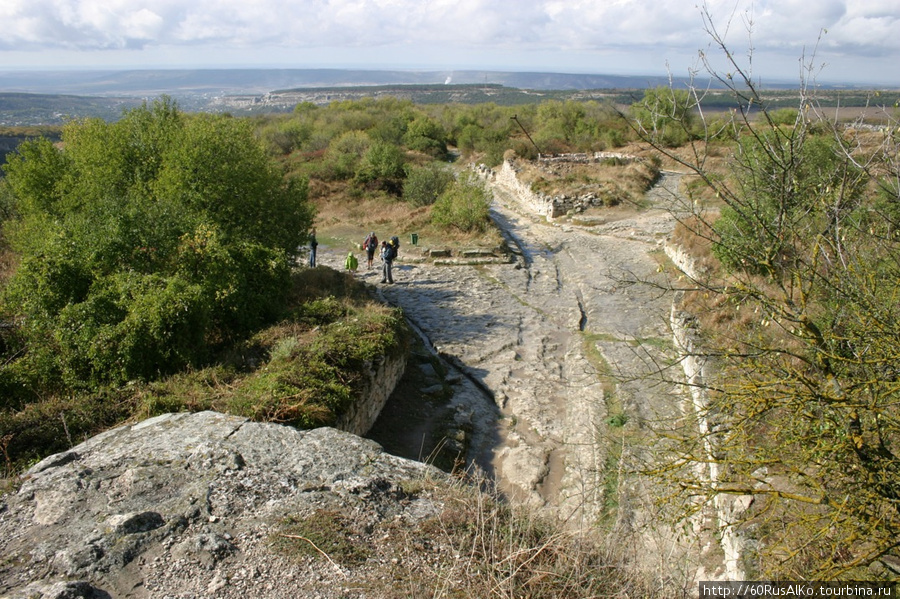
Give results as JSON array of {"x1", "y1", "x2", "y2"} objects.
[{"x1": 0, "y1": 411, "x2": 443, "y2": 598}]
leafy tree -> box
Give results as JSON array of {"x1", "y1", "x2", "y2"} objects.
[
  {"x1": 712, "y1": 132, "x2": 866, "y2": 274},
  {"x1": 630, "y1": 86, "x2": 696, "y2": 147},
  {"x1": 322, "y1": 129, "x2": 371, "y2": 180},
  {"x1": 0, "y1": 98, "x2": 314, "y2": 389},
  {"x1": 402, "y1": 162, "x2": 455, "y2": 207},
  {"x1": 431, "y1": 173, "x2": 492, "y2": 232},
  {"x1": 258, "y1": 117, "x2": 314, "y2": 155},
  {"x1": 441, "y1": 103, "x2": 518, "y2": 163},
  {"x1": 354, "y1": 141, "x2": 406, "y2": 193},
  {"x1": 403, "y1": 116, "x2": 448, "y2": 158},
  {"x1": 534, "y1": 100, "x2": 596, "y2": 150}
]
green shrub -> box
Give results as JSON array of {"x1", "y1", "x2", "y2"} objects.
[
  {"x1": 354, "y1": 141, "x2": 406, "y2": 193},
  {"x1": 321, "y1": 130, "x2": 371, "y2": 180},
  {"x1": 0, "y1": 98, "x2": 314, "y2": 389},
  {"x1": 403, "y1": 116, "x2": 448, "y2": 158},
  {"x1": 431, "y1": 173, "x2": 492, "y2": 232},
  {"x1": 712, "y1": 133, "x2": 865, "y2": 275},
  {"x1": 431, "y1": 173, "x2": 493, "y2": 233},
  {"x1": 402, "y1": 162, "x2": 454, "y2": 206},
  {"x1": 630, "y1": 86, "x2": 696, "y2": 147}
]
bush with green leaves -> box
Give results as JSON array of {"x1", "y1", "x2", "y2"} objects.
[
  {"x1": 431, "y1": 173, "x2": 492, "y2": 233},
  {"x1": 0, "y1": 98, "x2": 314, "y2": 390},
  {"x1": 712, "y1": 132, "x2": 865, "y2": 275},
  {"x1": 354, "y1": 141, "x2": 406, "y2": 193},
  {"x1": 402, "y1": 162, "x2": 454, "y2": 206},
  {"x1": 403, "y1": 116, "x2": 448, "y2": 158},
  {"x1": 533, "y1": 100, "x2": 599, "y2": 151},
  {"x1": 630, "y1": 86, "x2": 696, "y2": 147},
  {"x1": 320, "y1": 129, "x2": 372, "y2": 181}
]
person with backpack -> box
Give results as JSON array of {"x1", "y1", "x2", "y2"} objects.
[
  {"x1": 380, "y1": 239, "x2": 397, "y2": 284},
  {"x1": 363, "y1": 232, "x2": 378, "y2": 269}
]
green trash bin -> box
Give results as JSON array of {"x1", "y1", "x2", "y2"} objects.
[{"x1": 410, "y1": 233, "x2": 419, "y2": 245}]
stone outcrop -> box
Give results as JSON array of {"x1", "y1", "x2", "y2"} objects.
[
  {"x1": 0, "y1": 411, "x2": 444, "y2": 598},
  {"x1": 668, "y1": 235, "x2": 750, "y2": 581},
  {"x1": 477, "y1": 155, "x2": 641, "y2": 220},
  {"x1": 478, "y1": 160, "x2": 555, "y2": 218},
  {"x1": 335, "y1": 352, "x2": 406, "y2": 436}
]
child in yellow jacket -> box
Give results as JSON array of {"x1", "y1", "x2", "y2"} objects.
[{"x1": 345, "y1": 252, "x2": 359, "y2": 273}]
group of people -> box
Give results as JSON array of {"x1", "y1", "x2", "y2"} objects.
[
  {"x1": 360, "y1": 232, "x2": 399, "y2": 284},
  {"x1": 308, "y1": 228, "x2": 399, "y2": 284},
  {"x1": 317, "y1": 230, "x2": 398, "y2": 285}
]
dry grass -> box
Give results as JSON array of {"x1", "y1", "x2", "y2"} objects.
[
  {"x1": 669, "y1": 216, "x2": 719, "y2": 274},
  {"x1": 311, "y1": 182, "x2": 505, "y2": 256},
  {"x1": 273, "y1": 469, "x2": 680, "y2": 598},
  {"x1": 513, "y1": 155, "x2": 659, "y2": 209}
]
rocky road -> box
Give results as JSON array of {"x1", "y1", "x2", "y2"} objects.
[{"x1": 319, "y1": 170, "x2": 686, "y2": 534}]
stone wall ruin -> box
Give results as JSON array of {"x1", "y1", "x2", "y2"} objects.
[{"x1": 477, "y1": 152, "x2": 642, "y2": 220}]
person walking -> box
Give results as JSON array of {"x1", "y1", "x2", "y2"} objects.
[
  {"x1": 308, "y1": 227, "x2": 318, "y2": 267},
  {"x1": 363, "y1": 232, "x2": 378, "y2": 269},
  {"x1": 380, "y1": 239, "x2": 396, "y2": 284}
]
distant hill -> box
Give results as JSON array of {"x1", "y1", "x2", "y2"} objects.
[
  {"x1": 0, "y1": 68, "x2": 701, "y2": 97},
  {"x1": 0, "y1": 68, "x2": 893, "y2": 127},
  {"x1": 0, "y1": 69, "x2": 690, "y2": 125},
  {"x1": 0, "y1": 92, "x2": 145, "y2": 126}
]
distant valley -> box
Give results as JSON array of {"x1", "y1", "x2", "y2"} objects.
[{"x1": 0, "y1": 66, "x2": 800, "y2": 126}]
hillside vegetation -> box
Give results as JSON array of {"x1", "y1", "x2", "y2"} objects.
[
  {"x1": 1, "y1": 58, "x2": 899, "y2": 586},
  {"x1": 630, "y1": 56, "x2": 900, "y2": 576}
]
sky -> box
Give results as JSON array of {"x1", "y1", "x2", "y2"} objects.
[{"x1": 1, "y1": 0, "x2": 898, "y2": 86}]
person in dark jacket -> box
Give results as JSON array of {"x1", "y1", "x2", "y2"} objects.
[
  {"x1": 308, "y1": 228, "x2": 318, "y2": 267},
  {"x1": 380, "y1": 239, "x2": 396, "y2": 284}
]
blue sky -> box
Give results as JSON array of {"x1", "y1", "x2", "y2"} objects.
[{"x1": 1, "y1": 0, "x2": 898, "y2": 86}]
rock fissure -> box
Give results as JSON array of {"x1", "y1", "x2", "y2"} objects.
[{"x1": 575, "y1": 291, "x2": 589, "y2": 331}]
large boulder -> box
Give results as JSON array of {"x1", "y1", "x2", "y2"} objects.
[{"x1": 0, "y1": 411, "x2": 444, "y2": 598}]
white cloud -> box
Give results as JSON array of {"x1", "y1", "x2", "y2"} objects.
[{"x1": 0, "y1": 0, "x2": 896, "y2": 83}]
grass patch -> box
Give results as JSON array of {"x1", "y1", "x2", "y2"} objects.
[
  {"x1": 630, "y1": 336, "x2": 673, "y2": 352},
  {"x1": 274, "y1": 509, "x2": 372, "y2": 566},
  {"x1": 598, "y1": 438, "x2": 625, "y2": 525},
  {"x1": 579, "y1": 331, "x2": 619, "y2": 398}
]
